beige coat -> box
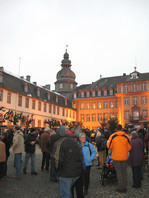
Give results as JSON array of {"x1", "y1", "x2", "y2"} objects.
[
  {"x1": 12, "y1": 130, "x2": 24, "y2": 154},
  {"x1": 0, "y1": 141, "x2": 6, "y2": 162}
]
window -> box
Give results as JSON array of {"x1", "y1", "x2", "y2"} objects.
[
  {"x1": 70, "y1": 84, "x2": 73, "y2": 89},
  {"x1": 124, "y1": 85, "x2": 128, "y2": 93},
  {"x1": 48, "y1": 92, "x2": 50, "y2": 100},
  {"x1": 0, "y1": 89, "x2": 3, "y2": 101},
  {"x1": 143, "y1": 110, "x2": 148, "y2": 118},
  {"x1": 56, "y1": 96, "x2": 58, "y2": 103},
  {"x1": 57, "y1": 107, "x2": 59, "y2": 115},
  {"x1": 86, "y1": 114, "x2": 90, "y2": 122},
  {"x1": 32, "y1": 100, "x2": 35, "y2": 109},
  {"x1": 115, "y1": 101, "x2": 118, "y2": 108},
  {"x1": 59, "y1": 83, "x2": 63, "y2": 89},
  {"x1": 49, "y1": 104, "x2": 51, "y2": 113},
  {"x1": 142, "y1": 83, "x2": 146, "y2": 91},
  {"x1": 81, "y1": 92, "x2": 84, "y2": 98},
  {"x1": 124, "y1": 111, "x2": 129, "y2": 119},
  {"x1": 92, "y1": 103, "x2": 96, "y2": 109},
  {"x1": 142, "y1": 96, "x2": 147, "y2": 104},
  {"x1": 37, "y1": 88, "x2": 40, "y2": 97},
  {"x1": 66, "y1": 109, "x2": 68, "y2": 117},
  {"x1": 38, "y1": 101, "x2": 41, "y2": 111},
  {"x1": 98, "y1": 91, "x2": 101, "y2": 96},
  {"x1": 92, "y1": 92, "x2": 95, "y2": 97},
  {"x1": 109, "y1": 89, "x2": 113, "y2": 95},
  {"x1": 133, "y1": 97, "x2": 138, "y2": 105},
  {"x1": 62, "y1": 108, "x2": 65, "y2": 116},
  {"x1": 81, "y1": 114, "x2": 84, "y2": 122},
  {"x1": 80, "y1": 103, "x2": 84, "y2": 110},
  {"x1": 7, "y1": 92, "x2": 11, "y2": 104},
  {"x1": 110, "y1": 113, "x2": 114, "y2": 118},
  {"x1": 92, "y1": 114, "x2": 96, "y2": 121},
  {"x1": 86, "y1": 103, "x2": 90, "y2": 109},
  {"x1": 97, "y1": 102, "x2": 102, "y2": 109},
  {"x1": 0, "y1": 114, "x2": 3, "y2": 123},
  {"x1": 44, "y1": 103, "x2": 46, "y2": 112},
  {"x1": 104, "y1": 90, "x2": 107, "y2": 96},
  {"x1": 124, "y1": 98, "x2": 129, "y2": 105},
  {"x1": 18, "y1": 95, "x2": 22, "y2": 106},
  {"x1": 74, "y1": 93, "x2": 77, "y2": 98},
  {"x1": 73, "y1": 111, "x2": 75, "y2": 119},
  {"x1": 133, "y1": 84, "x2": 137, "y2": 92},
  {"x1": 103, "y1": 113, "x2": 108, "y2": 120},
  {"x1": 25, "y1": 98, "x2": 29, "y2": 108},
  {"x1": 53, "y1": 106, "x2": 56, "y2": 114},
  {"x1": 24, "y1": 83, "x2": 28, "y2": 93},
  {"x1": 97, "y1": 114, "x2": 102, "y2": 121},
  {"x1": 65, "y1": 99, "x2": 67, "y2": 106},
  {"x1": 38, "y1": 120, "x2": 41, "y2": 127},
  {"x1": 86, "y1": 92, "x2": 90, "y2": 97},
  {"x1": 103, "y1": 102, "x2": 108, "y2": 108},
  {"x1": 109, "y1": 101, "x2": 114, "y2": 108},
  {"x1": 133, "y1": 110, "x2": 139, "y2": 120}
]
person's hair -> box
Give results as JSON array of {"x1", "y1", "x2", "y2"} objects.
[
  {"x1": 79, "y1": 132, "x2": 86, "y2": 139},
  {"x1": 14, "y1": 125, "x2": 20, "y2": 130},
  {"x1": 116, "y1": 124, "x2": 122, "y2": 131},
  {"x1": 131, "y1": 131, "x2": 138, "y2": 138}
]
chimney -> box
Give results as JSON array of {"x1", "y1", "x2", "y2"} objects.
[
  {"x1": 0, "y1": 67, "x2": 4, "y2": 71},
  {"x1": 26, "y1": 75, "x2": 31, "y2": 82},
  {"x1": 44, "y1": 84, "x2": 51, "y2": 90},
  {"x1": 123, "y1": 73, "x2": 126, "y2": 76},
  {"x1": 33, "y1": 82, "x2": 37, "y2": 85},
  {"x1": 20, "y1": 76, "x2": 24, "y2": 80},
  {"x1": 100, "y1": 75, "x2": 102, "y2": 79}
]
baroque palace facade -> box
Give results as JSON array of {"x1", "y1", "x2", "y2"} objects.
[{"x1": 0, "y1": 50, "x2": 149, "y2": 129}]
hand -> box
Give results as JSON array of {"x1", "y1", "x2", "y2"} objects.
[{"x1": 31, "y1": 141, "x2": 35, "y2": 145}]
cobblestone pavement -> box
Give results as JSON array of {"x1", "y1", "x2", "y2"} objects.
[{"x1": 0, "y1": 145, "x2": 149, "y2": 198}]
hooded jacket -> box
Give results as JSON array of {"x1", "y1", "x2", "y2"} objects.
[{"x1": 12, "y1": 130, "x2": 24, "y2": 154}]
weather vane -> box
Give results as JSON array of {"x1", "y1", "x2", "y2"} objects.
[{"x1": 66, "y1": 44, "x2": 68, "y2": 52}]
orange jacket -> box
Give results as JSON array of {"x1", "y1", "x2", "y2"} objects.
[{"x1": 107, "y1": 131, "x2": 131, "y2": 161}]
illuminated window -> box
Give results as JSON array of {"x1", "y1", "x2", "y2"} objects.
[
  {"x1": 92, "y1": 114, "x2": 96, "y2": 121},
  {"x1": 97, "y1": 114, "x2": 102, "y2": 121},
  {"x1": 25, "y1": 98, "x2": 29, "y2": 108},
  {"x1": 133, "y1": 110, "x2": 139, "y2": 120},
  {"x1": 7, "y1": 92, "x2": 11, "y2": 104},
  {"x1": 81, "y1": 114, "x2": 84, "y2": 122},
  {"x1": 0, "y1": 90, "x2": 3, "y2": 101},
  {"x1": 124, "y1": 111, "x2": 129, "y2": 119},
  {"x1": 142, "y1": 96, "x2": 147, "y2": 104},
  {"x1": 124, "y1": 98, "x2": 129, "y2": 105},
  {"x1": 38, "y1": 102, "x2": 41, "y2": 111},
  {"x1": 97, "y1": 102, "x2": 102, "y2": 109},
  {"x1": 109, "y1": 101, "x2": 114, "y2": 108},
  {"x1": 103, "y1": 113, "x2": 108, "y2": 120},
  {"x1": 32, "y1": 100, "x2": 35, "y2": 109},
  {"x1": 18, "y1": 95, "x2": 22, "y2": 106},
  {"x1": 103, "y1": 102, "x2": 108, "y2": 108},
  {"x1": 86, "y1": 114, "x2": 90, "y2": 122},
  {"x1": 86, "y1": 103, "x2": 90, "y2": 109},
  {"x1": 92, "y1": 103, "x2": 96, "y2": 109}
]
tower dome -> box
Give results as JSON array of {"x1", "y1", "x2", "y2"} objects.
[{"x1": 55, "y1": 49, "x2": 77, "y2": 98}]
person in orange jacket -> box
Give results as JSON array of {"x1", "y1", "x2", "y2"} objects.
[{"x1": 107, "y1": 124, "x2": 131, "y2": 193}]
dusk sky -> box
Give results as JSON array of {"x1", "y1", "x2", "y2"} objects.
[{"x1": 0, "y1": 0, "x2": 149, "y2": 90}]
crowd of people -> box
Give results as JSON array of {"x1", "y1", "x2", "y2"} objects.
[{"x1": 0, "y1": 124, "x2": 149, "y2": 197}]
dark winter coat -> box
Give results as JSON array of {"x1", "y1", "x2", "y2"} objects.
[
  {"x1": 24, "y1": 133, "x2": 36, "y2": 153},
  {"x1": 128, "y1": 137, "x2": 144, "y2": 166},
  {"x1": 96, "y1": 136, "x2": 107, "y2": 152},
  {"x1": 57, "y1": 136, "x2": 82, "y2": 178}
]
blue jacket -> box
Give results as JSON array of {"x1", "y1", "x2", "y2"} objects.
[{"x1": 78, "y1": 141, "x2": 96, "y2": 166}]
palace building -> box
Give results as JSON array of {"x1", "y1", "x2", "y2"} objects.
[{"x1": 0, "y1": 50, "x2": 149, "y2": 129}]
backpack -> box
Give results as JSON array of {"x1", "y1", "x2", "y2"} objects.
[{"x1": 100, "y1": 138, "x2": 107, "y2": 150}]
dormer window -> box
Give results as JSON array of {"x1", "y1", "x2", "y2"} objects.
[
  {"x1": 56, "y1": 95, "x2": 58, "y2": 103},
  {"x1": 109, "y1": 89, "x2": 113, "y2": 95},
  {"x1": 86, "y1": 92, "x2": 90, "y2": 97},
  {"x1": 0, "y1": 72, "x2": 3, "y2": 83},
  {"x1": 92, "y1": 91, "x2": 95, "y2": 97},
  {"x1": 48, "y1": 92, "x2": 50, "y2": 100},
  {"x1": 97, "y1": 90, "x2": 101, "y2": 96},
  {"x1": 73, "y1": 92, "x2": 77, "y2": 99},
  {"x1": 104, "y1": 90, "x2": 107, "y2": 96},
  {"x1": 37, "y1": 87, "x2": 40, "y2": 97},
  {"x1": 24, "y1": 83, "x2": 28, "y2": 93},
  {"x1": 130, "y1": 70, "x2": 139, "y2": 79},
  {"x1": 81, "y1": 92, "x2": 84, "y2": 98},
  {"x1": 65, "y1": 98, "x2": 67, "y2": 106}
]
